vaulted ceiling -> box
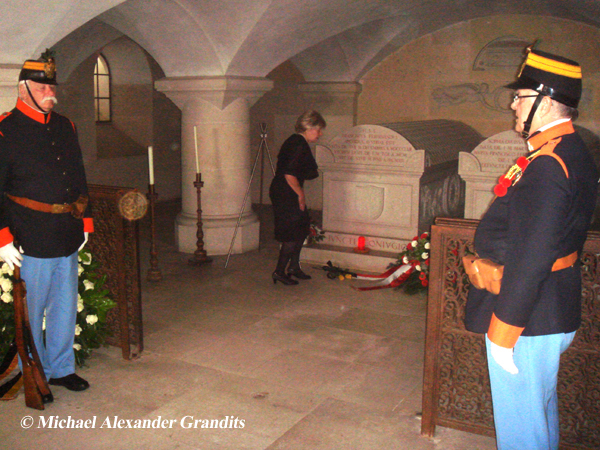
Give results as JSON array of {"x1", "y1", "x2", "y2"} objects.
[{"x1": 2, "y1": 0, "x2": 600, "y2": 82}]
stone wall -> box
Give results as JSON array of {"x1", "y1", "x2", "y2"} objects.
[
  {"x1": 252, "y1": 15, "x2": 600, "y2": 211},
  {"x1": 357, "y1": 15, "x2": 600, "y2": 139}
]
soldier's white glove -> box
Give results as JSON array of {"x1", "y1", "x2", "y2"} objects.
[
  {"x1": 490, "y1": 340, "x2": 519, "y2": 374},
  {"x1": 0, "y1": 242, "x2": 23, "y2": 270},
  {"x1": 78, "y1": 232, "x2": 89, "y2": 252}
]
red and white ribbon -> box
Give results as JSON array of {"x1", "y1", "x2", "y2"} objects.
[{"x1": 352, "y1": 264, "x2": 414, "y2": 291}]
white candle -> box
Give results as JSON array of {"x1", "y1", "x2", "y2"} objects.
[
  {"x1": 148, "y1": 146, "x2": 154, "y2": 185},
  {"x1": 193, "y1": 126, "x2": 200, "y2": 174}
]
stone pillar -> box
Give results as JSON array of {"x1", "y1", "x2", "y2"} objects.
[
  {"x1": 155, "y1": 76, "x2": 273, "y2": 255},
  {"x1": 0, "y1": 65, "x2": 20, "y2": 113},
  {"x1": 299, "y1": 82, "x2": 362, "y2": 144},
  {"x1": 297, "y1": 82, "x2": 362, "y2": 210}
]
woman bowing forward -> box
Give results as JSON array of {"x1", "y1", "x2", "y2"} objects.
[{"x1": 269, "y1": 110, "x2": 326, "y2": 285}]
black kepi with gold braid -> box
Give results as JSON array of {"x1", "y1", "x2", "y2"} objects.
[
  {"x1": 507, "y1": 45, "x2": 582, "y2": 108},
  {"x1": 19, "y1": 49, "x2": 57, "y2": 85}
]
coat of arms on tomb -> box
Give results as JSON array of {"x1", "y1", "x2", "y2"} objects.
[{"x1": 355, "y1": 185, "x2": 384, "y2": 220}]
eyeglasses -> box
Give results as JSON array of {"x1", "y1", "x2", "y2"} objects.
[{"x1": 513, "y1": 93, "x2": 539, "y2": 102}]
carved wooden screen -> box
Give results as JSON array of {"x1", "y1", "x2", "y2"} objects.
[
  {"x1": 87, "y1": 185, "x2": 143, "y2": 360},
  {"x1": 422, "y1": 217, "x2": 600, "y2": 449}
]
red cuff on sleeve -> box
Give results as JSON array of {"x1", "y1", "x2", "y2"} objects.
[
  {"x1": 0, "y1": 227, "x2": 14, "y2": 248},
  {"x1": 83, "y1": 218, "x2": 94, "y2": 233},
  {"x1": 487, "y1": 313, "x2": 525, "y2": 349}
]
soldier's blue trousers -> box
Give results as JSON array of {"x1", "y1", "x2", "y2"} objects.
[
  {"x1": 486, "y1": 332, "x2": 575, "y2": 450},
  {"x1": 20, "y1": 252, "x2": 79, "y2": 379}
]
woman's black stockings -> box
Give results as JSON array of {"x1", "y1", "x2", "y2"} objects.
[{"x1": 275, "y1": 240, "x2": 304, "y2": 274}]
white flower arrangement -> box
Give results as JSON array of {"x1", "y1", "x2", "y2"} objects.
[
  {"x1": 85, "y1": 314, "x2": 98, "y2": 325},
  {"x1": 392, "y1": 232, "x2": 431, "y2": 294}
]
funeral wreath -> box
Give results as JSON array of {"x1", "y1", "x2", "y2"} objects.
[{"x1": 391, "y1": 232, "x2": 431, "y2": 294}]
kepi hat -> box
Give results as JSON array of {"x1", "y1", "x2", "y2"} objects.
[
  {"x1": 19, "y1": 49, "x2": 57, "y2": 85},
  {"x1": 507, "y1": 46, "x2": 582, "y2": 108}
]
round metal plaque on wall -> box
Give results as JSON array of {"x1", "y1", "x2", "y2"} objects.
[{"x1": 118, "y1": 190, "x2": 148, "y2": 221}]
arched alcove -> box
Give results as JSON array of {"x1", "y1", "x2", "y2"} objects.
[
  {"x1": 57, "y1": 35, "x2": 181, "y2": 200},
  {"x1": 96, "y1": 37, "x2": 154, "y2": 159}
]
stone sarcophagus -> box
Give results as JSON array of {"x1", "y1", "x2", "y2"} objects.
[
  {"x1": 460, "y1": 126, "x2": 600, "y2": 223},
  {"x1": 459, "y1": 130, "x2": 527, "y2": 220},
  {"x1": 312, "y1": 120, "x2": 482, "y2": 268}
]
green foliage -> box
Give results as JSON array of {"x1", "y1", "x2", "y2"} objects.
[
  {"x1": 0, "y1": 265, "x2": 15, "y2": 358},
  {"x1": 74, "y1": 250, "x2": 116, "y2": 367}
]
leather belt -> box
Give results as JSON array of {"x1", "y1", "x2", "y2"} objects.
[
  {"x1": 6, "y1": 194, "x2": 88, "y2": 219},
  {"x1": 463, "y1": 250, "x2": 578, "y2": 295}
]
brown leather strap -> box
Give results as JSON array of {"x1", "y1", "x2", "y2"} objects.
[
  {"x1": 464, "y1": 250, "x2": 578, "y2": 295},
  {"x1": 552, "y1": 251, "x2": 578, "y2": 271},
  {"x1": 6, "y1": 194, "x2": 88, "y2": 219},
  {"x1": 7, "y1": 194, "x2": 73, "y2": 213}
]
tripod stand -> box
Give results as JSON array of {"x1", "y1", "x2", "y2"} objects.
[{"x1": 224, "y1": 122, "x2": 276, "y2": 268}]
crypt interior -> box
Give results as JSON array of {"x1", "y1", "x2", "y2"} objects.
[{"x1": 1, "y1": 1, "x2": 600, "y2": 449}]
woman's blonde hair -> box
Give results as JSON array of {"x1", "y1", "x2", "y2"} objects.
[{"x1": 295, "y1": 110, "x2": 326, "y2": 133}]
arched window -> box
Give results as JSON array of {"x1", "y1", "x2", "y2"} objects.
[{"x1": 94, "y1": 54, "x2": 111, "y2": 122}]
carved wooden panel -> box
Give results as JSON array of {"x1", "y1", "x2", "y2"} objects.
[
  {"x1": 422, "y1": 218, "x2": 600, "y2": 449},
  {"x1": 88, "y1": 185, "x2": 143, "y2": 360}
]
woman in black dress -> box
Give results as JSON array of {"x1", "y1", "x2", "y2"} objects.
[{"x1": 269, "y1": 110, "x2": 326, "y2": 285}]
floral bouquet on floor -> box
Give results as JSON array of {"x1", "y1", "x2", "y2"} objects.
[
  {"x1": 0, "y1": 249, "x2": 116, "y2": 369},
  {"x1": 0, "y1": 263, "x2": 15, "y2": 359},
  {"x1": 75, "y1": 250, "x2": 116, "y2": 367},
  {"x1": 323, "y1": 232, "x2": 431, "y2": 293},
  {"x1": 392, "y1": 232, "x2": 430, "y2": 294},
  {"x1": 306, "y1": 222, "x2": 326, "y2": 245}
]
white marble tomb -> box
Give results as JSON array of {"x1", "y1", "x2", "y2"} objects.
[
  {"x1": 459, "y1": 130, "x2": 527, "y2": 219},
  {"x1": 301, "y1": 124, "x2": 425, "y2": 270}
]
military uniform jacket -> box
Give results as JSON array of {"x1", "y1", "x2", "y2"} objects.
[
  {"x1": 0, "y1": 98, "x2": 93, "y2": 258},
  {"x1": 465, "y1": 120, "x2": 598, "y2": 337}
]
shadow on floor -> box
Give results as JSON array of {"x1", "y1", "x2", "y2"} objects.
[{"x1": 0, "y1": 200, "x2": 496, "y2": 450}]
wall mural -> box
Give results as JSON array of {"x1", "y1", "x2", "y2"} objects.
[
  {"x1": 432, "y1": 36, "x2": 530, "y2": 113},
  {"x1": 432, "y1": 83, "x2": 511, "y2": 112}
]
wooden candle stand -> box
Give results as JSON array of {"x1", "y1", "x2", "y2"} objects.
[
  {"x1": 188, "y1": 172, "x2": 213, "y2": 266},
  {"x1": 146, "y1": 184, "x2": 163, "y2": 281}
]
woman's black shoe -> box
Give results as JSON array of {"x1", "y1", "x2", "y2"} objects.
[
  {"x1": 272, "y1": 271, "x2": 299, "y2": 285},
  {"x1": 288, "y1": 269, "x2": 312, "y2": 280}
]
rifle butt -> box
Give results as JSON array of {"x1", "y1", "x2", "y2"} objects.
[{"x1": 22, "y1": 365, "x2": 44, "y2": 410}]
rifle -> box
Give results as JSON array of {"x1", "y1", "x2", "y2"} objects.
[{"x1": 13, "y1": 266, "x2": 52, "y2": 409}]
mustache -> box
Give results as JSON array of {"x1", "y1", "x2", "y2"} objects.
[{"x1": 42, "y1": 96, "x2": 58, "y2": 104}]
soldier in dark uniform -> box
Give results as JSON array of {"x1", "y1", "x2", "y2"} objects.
[
  {"x1": 464, "y1": 46, "x2": 598, "y2": 449},
  {"x1": 0, "y1": 52, "x2": 93, "y2": 396}
]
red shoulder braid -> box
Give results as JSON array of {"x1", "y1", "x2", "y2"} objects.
[{"x1": 493, "y1": 139, "x2": 568, "y2": 197}]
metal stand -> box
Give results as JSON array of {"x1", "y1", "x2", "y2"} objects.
[
  {"x1": 146, "y1": 184, "x2": 163, "y2": 281},
  {"x1": 224, "y1": 122, "x2": 276, "y2": 268},
  {"x1": 188, "y1": 172, "x2": 213, "y2": 266}
]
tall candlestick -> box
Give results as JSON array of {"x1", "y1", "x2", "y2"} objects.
[
  {"x1": 147, "y1": 184, "x2": 162, "y2": 281},
  {"x1": 193, "y1": 126, "x2": 200, "y2": 174},
  {"x1": 148, "y1": 146, "x2": 155, "y2": 185}
]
